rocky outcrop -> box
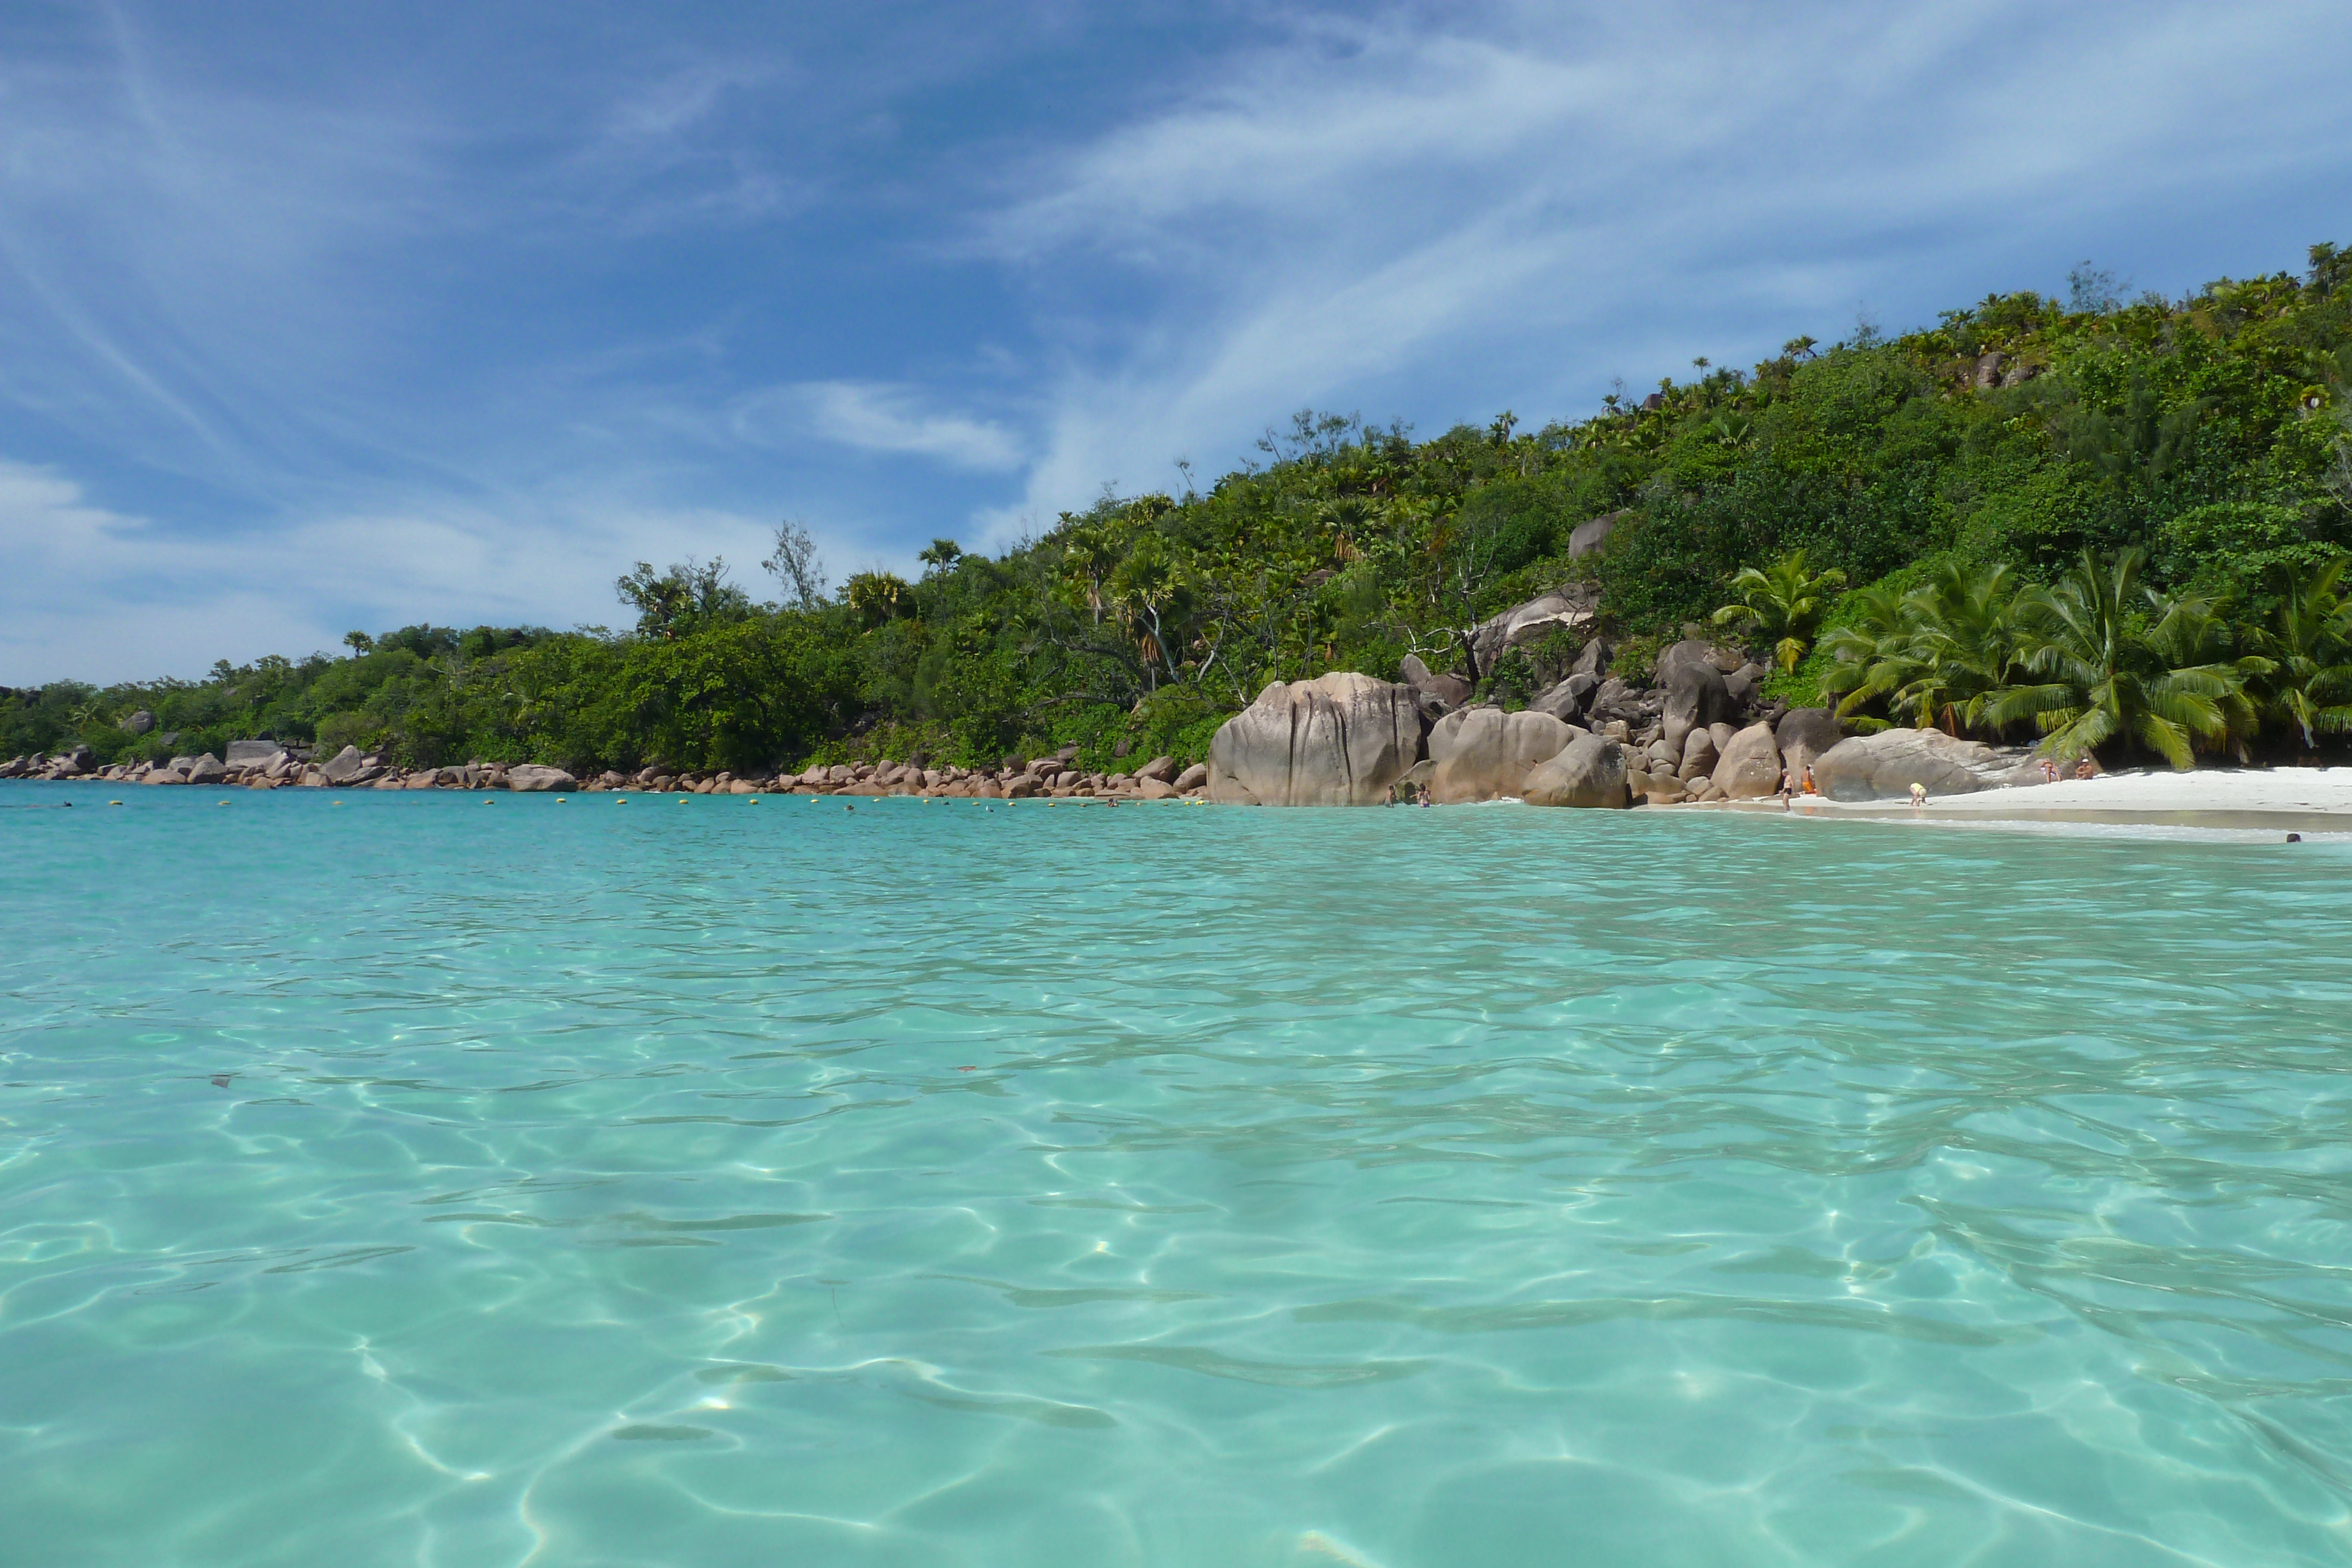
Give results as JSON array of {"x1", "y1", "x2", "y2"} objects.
[
  {"x1": 506, "y1": 764, "x2": 576, "y2": 793},
  {"x1": 185, "y1": 753, "x2": 227, "y2": 785},
  {"x1": 120, "y1": 710, "x2": 155, "y2": 735},
  {"x1": 320, "y1": 745, "x2": 366, "y2": 785},
  {"x1": 1427, "y1": 707, "x2": 1581, "y2": 803},
  {"x1": 1661, "y1": 657, "x2": 1736, "y2": 751},
  {"x1": 1566, "y1": 511, "x2": 1620, "y2": 559},
  {"x1": 1399, "y1": 653, "x2": 1474, "y2": 713},
  {"x1": 1521, "y1": 732, "x2": 1630, "y2": 808},
  {"x1": 1810, "y1": 728, "x2": 2045, "y2": 801},
  {"x1": 1526, "y1": 673, "x2": 1597, "y2": 724},
  {"x1": 1653, "y1": 639, "x2": 1716, "y2": 687},
  {"x1": 1467, "y1": 588, "x2": 1598, "y2": 674},
  {"x1": 1135, "y1": 754, "x2": 1178, "y2": 784},
  {"x1": 1174, "y1": 763, "x2": 1208, "y2": 793},
  {"x1": 1710, "y1": 724, "x2": 1783, "y2": 799},
  {"x1": 1584, "y1": 676, "x2": 1655, "y2": 731},
  {"x1": 1775, "y1": 709, "x2": 1843, "y2": 781},
  {"x1": 1208, "y1": 673, "x2": 1424, "y2": 806}
]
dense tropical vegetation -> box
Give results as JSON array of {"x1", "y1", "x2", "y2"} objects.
[{"x1": 8, "y1": 246, "x2": 2351, "y2": 775}]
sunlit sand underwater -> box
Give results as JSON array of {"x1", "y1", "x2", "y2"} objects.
[{"x1": 4, "y1": 784, "x2": 2350, "y2": 1566}]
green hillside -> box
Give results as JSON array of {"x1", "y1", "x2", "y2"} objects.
[{"x1": 10, "y1": 243, "x2": 2351, "y2": 775}]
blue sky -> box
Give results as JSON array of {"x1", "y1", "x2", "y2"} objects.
[{"x1": 4, "y1": 1, "x2": 2348, "y2": 683}]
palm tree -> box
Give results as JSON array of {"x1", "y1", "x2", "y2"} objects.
[
  {"x1": 916, "y1": 539, "x2": 963, "y2": 573},
  {"x1": 1702, "y1": 412, "x2": 1755, "y2": 451},
  {"x1": 1712, "y1": 550, "x2": 1847, "y2": 673},
  {"x1": 844, "y1": 571, "x2": 910, "y2": 628},
  {"x1": 1060, "y1": 526, "x2": 1117, "y2": 626},
  {"x1": 1819, "y1": 581, "x2": 1917, "y2": 729},
  {"x1": 2146, "y1": 593, "x2": 2267, "y2": 763},
  {"x1": 1982, "y1": 549, "x2": 2240, "y2": 768},
  {"x1": 1314, "y1": 496, "x2": 1377, "y2": 563},
  {"x1": 1108, "y1": 536, "x2": 1192, "y2": 690},
  {"x1": 2256, "y1": 557, "x2": 2352, "y2": 751},
  {"x1": 1887, "y1": 560, "x2": 2030, "y2": 734}
]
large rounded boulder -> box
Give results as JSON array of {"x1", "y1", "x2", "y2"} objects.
[
  {"x1": 1207, "y1": 673, "x2": 1424, "y2": 806},
  {"x1": 1661, "y1": 648, "x2": 1737, "y2": 751},
  {"x1": 1427, "y1": 707, "x2": 1579, "y2": 803},
  {"x1": 1710, "y1": 723, "x2": 1783, "y2": 798},
  {"x1": 1810, "y1": 728, "x2": 2042, "y2": 801},
  {"x1": 1521, "y1": 733, "x2": 1631, "y2": 808},
  {"x1": 1775, "y1": 708, "x2": 1843, "y2": 781},
  {"x1": 1398, "y1": 653, "x2": 1473, "y2": 711},
  {"x1": 507, "y1": 764, "x2": 578, "y2": 793}
]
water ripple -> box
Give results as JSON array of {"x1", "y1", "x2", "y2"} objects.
[{"x1": 4, "y1": 784, "x2": 2351, "y2": 1564}]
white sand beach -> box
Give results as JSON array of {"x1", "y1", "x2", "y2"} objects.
[
  {"x1": 1759, "y1": 764, "x2": 2352, "y2": 837},
  {"x1": 1919, "y1": 765, "x2": 2352, "y2": 814}
]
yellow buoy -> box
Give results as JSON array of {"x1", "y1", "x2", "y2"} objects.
[{"x1": 109, "y1": 800, "x2": 123, "y2": 805}]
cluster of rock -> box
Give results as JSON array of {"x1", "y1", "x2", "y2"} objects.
[
  {"x1": 1206, "y1": 591, "x2": 2080, "y2": 810},
  {"x1": 0, "y1": 741, "x2": 580, "y2": 793},
  {"x1": 1, "y1": 741, "x2": 1219, "y2": 802},
  {"x1": 620, "y1": 751, "x2": 1215, "y2": 801}
]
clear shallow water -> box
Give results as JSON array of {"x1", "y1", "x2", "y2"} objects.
[{"x1": 4, "y1": 784, "x2": 2351, "y2": 1568}]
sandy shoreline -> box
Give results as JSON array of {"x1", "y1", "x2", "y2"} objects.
[{"x1": 1709, "y1": 765, "x2": 2352, "y2": 840}]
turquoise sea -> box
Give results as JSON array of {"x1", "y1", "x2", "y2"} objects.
[{"x1": 4, "y1": 783, "x2": 2351, "y2": 1566}]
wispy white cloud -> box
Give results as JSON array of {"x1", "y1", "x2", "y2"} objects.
[
  {"x1": 0, "y1": 456, "x2": 806, "y2": 685},
  {"x1": 734, "y1": 381, "x2": 1027, "y2": 471},
  {"x1": 566, "y1": 58, "x2": 813, "y2": 232}
]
